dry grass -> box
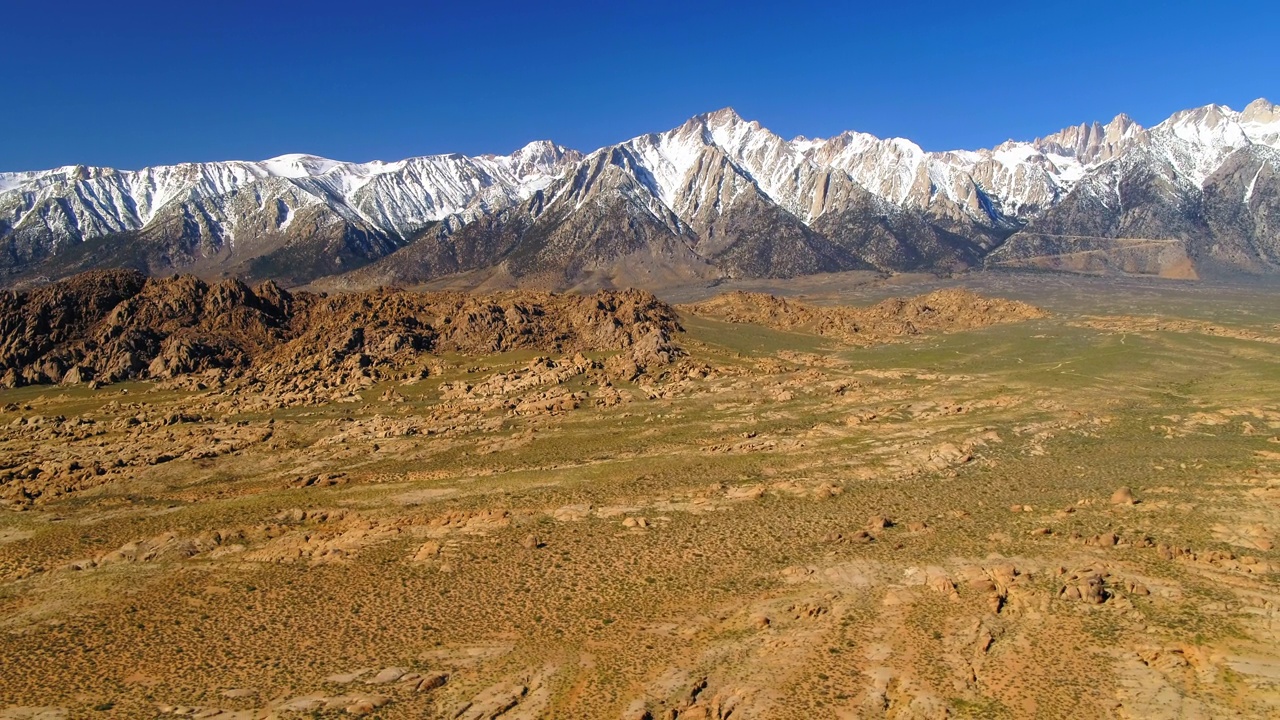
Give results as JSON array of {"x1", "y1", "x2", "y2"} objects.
[{"x1": 2, "y1": 278, "x2": 1280, "y2": 718}]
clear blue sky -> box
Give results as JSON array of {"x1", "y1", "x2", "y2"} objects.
[{"x1": 5, "y1": 0, "x2": 1278, "y2": 171}]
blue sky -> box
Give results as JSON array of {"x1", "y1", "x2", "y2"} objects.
[{"x1": 5, "y1": 0, "x2": 1278, "y2": 171}]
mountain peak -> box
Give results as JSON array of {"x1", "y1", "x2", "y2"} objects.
[
  {"x1": 1163, "y1": 103, "x2": 1238, "y2": 129},
  {"x1": 505, "y1": 139, "x2": 574, "y2": 163},
  {"x1": 260, "y1": 153, "x2": 343, "y2": 178},
  {"x1": 1243, "y1": 98, "x2": 1279, "y2": 124},
  {"x1": 513, "y1": 139, "x2": 562, "y2": 153},
  {"x1": 701, "y1": 107, "x2": 744, "y2": 125},
  {"x1": 266, "y1": 152, "x2": 327, "y2": 162},
  {"x1": 1106, "y1": 113, "x2": 1138, "y2": 131}
]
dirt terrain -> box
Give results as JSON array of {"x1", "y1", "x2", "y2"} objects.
[
  {"x1": 1, "y1": 272, "x2": 1279, "y2": 719},
  {"x1": 679, "y1": 289, "x2": 1044, "y2": 344}
]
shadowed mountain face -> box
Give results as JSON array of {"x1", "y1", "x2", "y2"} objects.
[
  {"x1": 1200, "y1": 146, "x2": 1280, "y2": 271},
  {"x1": 3, "y1": 100, "x2": 1280, "y2": 289}
]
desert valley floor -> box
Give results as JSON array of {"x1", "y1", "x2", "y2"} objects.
[{"x1": 2, "y1": 271, "x2": 1280, "y2": 719}]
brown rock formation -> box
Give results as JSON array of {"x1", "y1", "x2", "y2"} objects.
[
  {"x1": 0, "y1": 270, "x2": 683, "y2": 388},
  {"x1": 680, "y1": 288, "x2": 1045, "y2": 344}
]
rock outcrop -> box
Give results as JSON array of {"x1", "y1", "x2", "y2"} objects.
[
  {"x1": 680, "y1": 288, "x2": 1045, "y2": 344},
  {"x1": 0, "y1": 270, "x2": 683, "y2": 388}
]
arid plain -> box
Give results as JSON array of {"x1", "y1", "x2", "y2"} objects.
[{"x1": 2, "y1": 271, "x2": 1280, "y2": 719}]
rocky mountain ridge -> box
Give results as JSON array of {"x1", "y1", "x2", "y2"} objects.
[
  {"x1": 680, "y1": 288, "x2": 1046, "y2": 344},
  {"x1": 4, "y1": 99, "x2": 1279, "y2": 288},
  {"x1": 0, "y1": 269, "x2": 682, "y2": 390}
]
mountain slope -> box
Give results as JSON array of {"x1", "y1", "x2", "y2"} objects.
[
  {"x1": 990, "y1": 100, "x2": 1280, "y2": 277},
  {"x1": 0, "y1": 142, "x2": 582, "y2": 285},
  {"x1": 341, "y1": 147, "x2": 716, "y2": 290},
  {"x1": 4, "y1": 98, "x2": 1280, "y2": 288}
]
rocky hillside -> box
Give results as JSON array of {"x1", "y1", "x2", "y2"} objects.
[
  {"x1": 4, "y1": 99, "x2": 1279, "y2": 288},
  {"x1": 682, "y1": 289, "x2": 1046, "y2": 344},
  {"x1": 0, "y1": 270, "x2": 682, "y2": 389}
]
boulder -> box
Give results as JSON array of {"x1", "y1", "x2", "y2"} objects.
[{"x1": 1110, "y1": 487, "x2": 1138, "y2": 505}]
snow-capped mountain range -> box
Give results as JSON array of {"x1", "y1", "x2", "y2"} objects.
[
  {"x1": 0, "y1": 140, "x2": 579, "y2": 246},
  {"x1": 3, "y1": 98, "x2": 1279, "y2": 288}
]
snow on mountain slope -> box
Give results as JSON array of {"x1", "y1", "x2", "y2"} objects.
[
  {"x1": 801, "y1": 125, "x2": 1097, "y2": 223},
  {"x1": 617, "y1": 108, "x2": 874, "y2": 225},
  {"x1": 0, "y1": 141, "x2": 582, "y2": 249},
  {"x1": 610, "y1": 105, "x2": 1119, "y2": 231},
  {"x1": 542, "y1": 145, "x2": 688, "y2": 232},
  {"x1": 0, "y1": 170, "x2": 44, "y2": 194},
  {"x1": 1026, "y1": 100, "x2": 1280, "y2": 224},
  {"x1": 1035, "y1": 113, "x2": 1143, "y2": 166},
  {"x1": 4, "y1": 98, "x2": 1279, "y2": 284},
  {"x1": 594, "y1": 105, "x2": 1073, "y2": 237},
  {"x1": 614, "y1": 109, "x2": 813, "y2": 219},
  {"x1": 991, "y1": 101, "x2": 1280, "y2": 276},
  {"x1": 1241, "y1": 98, "x2": 1280, "y2": 146},
  {"x1": 1142, "y1": 103, "x2": 1273, "y2": 187},
  {"x1": 798, "y1": 101, "x2": 1279, "y2": 227}
]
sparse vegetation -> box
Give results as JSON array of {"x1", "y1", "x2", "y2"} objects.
[{"x1": 0, "y1": 273, "x2": 1278, "y2": 718}]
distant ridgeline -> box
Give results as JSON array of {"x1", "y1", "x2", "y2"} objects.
[{"x1": 2, "y1": 100, "x2": 1279, "y2": 289}]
